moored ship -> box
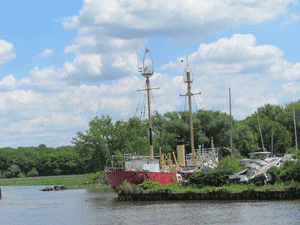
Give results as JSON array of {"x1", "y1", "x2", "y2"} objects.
[
  {"x1": 105, "y1": 49, "x2": 218, "y2": 190},
  {"x1": 105, "y1": 49, "x2": 181, "y2": 190}
]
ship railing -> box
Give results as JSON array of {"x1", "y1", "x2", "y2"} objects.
[
  {"x1": 123, "y1": 153, "x2": 160, "y2": 161},
  {"x1": 186, "y1": 148, "x2": 219, "y2": 159},
  {"x1": 185, "y1": 147, "x2": 219, "y2": 166},
  {"x1": 105, "y1": 165, "x2": 124, "y2": 172},
  {"x1": 105, "y1": 155, "x2": 124, "y2": 172}
]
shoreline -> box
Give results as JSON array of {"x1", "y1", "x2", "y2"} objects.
[
  {"x1": 0, "y1": 173, "x2": 111, "y2": 191},
  {"x1": 118, "y1": 187, "x2": 300, "y2": 201}
]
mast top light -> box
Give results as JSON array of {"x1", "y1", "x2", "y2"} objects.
[
  {"x1": 142, "y1": 49, "x2": 154, "y2": 77},
  {"x1": 183, "y1": 56, "x2": 193, "y2": 83}
]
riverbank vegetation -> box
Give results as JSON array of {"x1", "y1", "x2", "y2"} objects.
[
  {"x1": 0, "y1": 172, "x2": 110, "y2": 190},
  {"x1": 117, "y1": 179, "x2": 298, "y2": 195},
  {"x1": 117, "y1": 153, "x2": 300, "y2": 195},
  {"x1": 0, "y1": 100, "x2": 299, "y2": 181}
]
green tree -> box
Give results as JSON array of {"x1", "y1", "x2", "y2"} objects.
[
  {"x1": 5, "y1": 164, "x2": 21, "y2": 178},
  {"x1": 73, "y1": 115, "x2": 112, "y2": 171},
  {"x1": 188, "y1": 156, "x2": 242, "y2": 187}
]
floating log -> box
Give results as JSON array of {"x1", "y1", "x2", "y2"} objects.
[{"x1": 42, "y1": 186, "x2": 67, "y2": 191}]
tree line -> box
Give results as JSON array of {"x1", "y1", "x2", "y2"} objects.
[
  {"x1": 1, "y1": 100, "x2": 299, "y2": 177},
  {"x1": 73, "y1": 100, "x2": 300, "y2": 171},
  {"x1": 0, "y1": 145, "x2": 88, "y2": 178}
]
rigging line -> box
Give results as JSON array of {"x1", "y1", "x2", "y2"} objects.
[
  {"x1": 150, "y1": 87, "x2": 160, "y2": 115},
  {"x1": 151, "y1": 93, "x2": 158, "y2": 114},
  {"x1": 138, "y1": 92, "x2": 144, "y2": 119},
  {"x1": 183, "y1": 96, "x2": 187, "y2": 112},
  {"x1": 143, "y1": 93, "x2": 147, "y2": 119},
  {"x1": 141, "y1": 93, "x2": 147, "y2": 119},
  {"x1": 180, "y1": 96, "x2": 186, "y2": 112},
  {"x1": 135, "y1": 92, "x2": 144, "y2": 117},
  {"x1": 192, "y1": 95, "x2": 199, "y2": 112}
]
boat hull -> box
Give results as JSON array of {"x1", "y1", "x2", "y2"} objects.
[{"x1": 105, "y1": 169, "x2": 178, "y2": 190}]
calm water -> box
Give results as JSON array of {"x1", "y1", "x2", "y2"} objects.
[{"x1": 0, "y1": 186, "x2": 300, "y2": 225}]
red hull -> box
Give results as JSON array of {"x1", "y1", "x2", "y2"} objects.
[{"x1": 105, "y1": 169, "x2": 178, "y2": 190}]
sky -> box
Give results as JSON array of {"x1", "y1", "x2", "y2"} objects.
[{"x1": 0, "y1": 0, "x2": 300, "y2": 148}]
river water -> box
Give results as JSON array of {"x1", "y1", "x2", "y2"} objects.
[{"x1": 0, "y1": 186, "x2": 300, "y2": 225}]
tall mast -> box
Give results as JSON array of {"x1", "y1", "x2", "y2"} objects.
[
  {"x1": 229, "y1": 88, "x2": 233, "y2": 157},
  {"x1": 257, "y1": 113, "x2": 266, "y2": 152},
  {"x1": 139, "y1": 49, "x2": 157, "y2": 159},
  {"x1": 180, "y1": 57, "x2": 200, "y2": 166}
]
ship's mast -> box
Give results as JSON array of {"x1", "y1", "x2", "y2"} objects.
[
  {"x1": 181, "y1": 57, "x2": 200, "y2": 166},
  {"x1": 229, "y1": 88, "x2": 233, "y2": 157},
  {"x1": 257, "y1": 113, "x2": 266, "y2": 152},
  {"x1": 139, "y1": 49, "x2": 156, "y2": 159}
]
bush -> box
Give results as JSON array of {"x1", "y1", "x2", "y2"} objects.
[
  {"x1": 217, "y1": 156, "x2": 242, "y2": 175},
  {"x1": 117, "y1": 180, "x2": 142, "y2": 194},
  {"x1": 5, "y1": 165, "x2": 21, "y2": 178},
  {"x1": 268, "y1": 160, "x2": 300, "y2": 183},
  {"x1": 27, "y1": 168, "x2": 39, "y2": 177},
  {"x1": 138, "y1": 180, "x2": 164, "y2": 190},
  {"x1": 188, "y1": 156, "x2": 242, "y2": 187},
  {"x1": 18, "y1": 172, "x2": 26, "y2": 178},
  {"x1": 93, "y1": 171, "x2": 108, "y2": 184},
  {"x1": 54, "y1": 167, "x2": 61, "y2": 175},
  {"x1": 84, "y1": 172, "x2": 108, "y2": 185},
  {"x1": 188, "y1": 170, "x2": 228, "y2": 187}
]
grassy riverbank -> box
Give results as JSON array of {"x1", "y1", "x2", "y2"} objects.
[
  {"x1": 0, "y1": 172, "x2": 112, "y2": 191},
  {"x1": 118, "y1": 179, "x2": 299, "y2": 195}
]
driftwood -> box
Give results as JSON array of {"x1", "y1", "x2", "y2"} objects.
[{"x1": 42, "y1": 185, "x2": 67, "y2": 191}]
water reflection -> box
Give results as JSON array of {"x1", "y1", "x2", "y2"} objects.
[{"x1": 0, "y1": 186, "x2": 299, "y2": 225}]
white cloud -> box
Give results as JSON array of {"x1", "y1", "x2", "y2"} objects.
[
  {"x1": 0, "y1": 75, "x2": 145, "y2": 147},
  {"x1": 0, "y1": 75, "x2": 17, "y2": 91},
  {"x1": 271, "y1": 62, "x2": 300, "y2": 80},
  {"x1": 64, "y1": 0, "x2": 294, "y2": 40},
  {"x1": 61, "y1": 0, "x2": 295, "y2": 82},
  {"x1": 184, "y1": 34, "x2": 284, "y2": 76},
  {"x1": 1, "y1": 0, "x2": 299, "y2": 147},
  {"x1": 281, "y1": 13, "x2": 300, "y2": 25},
  {"x1": 162, "y1": 34, "x2": 300, "y2": 119},
  {"x1": 10, "y1": 54, "x2": 104, "y2": 92},
  {"x1": 112, "y1": 52, "x2": 138, "y2": 74},
  {"x1": 40, "y1": 48, "x2": 53, "y2": 57},
  {"x1": 28, "y1": 66, "x2": 68, "y2": 91},
  {"x1": 2, "y1": 32, "x2": 300, "y2": 146},
  {"x1": 68, "y1": 54, "x2": 102, "y2": 76},
  {"x1": 192, "y1": 34, "x2": 282, "y2": 63},
  {"x1": 0, "y1": 40, "x2": 16, "y2": 64}
]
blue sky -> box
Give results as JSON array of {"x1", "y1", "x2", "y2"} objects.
[{"x1": 0, "y1": 0, "x2": 300, "y2": 147}]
